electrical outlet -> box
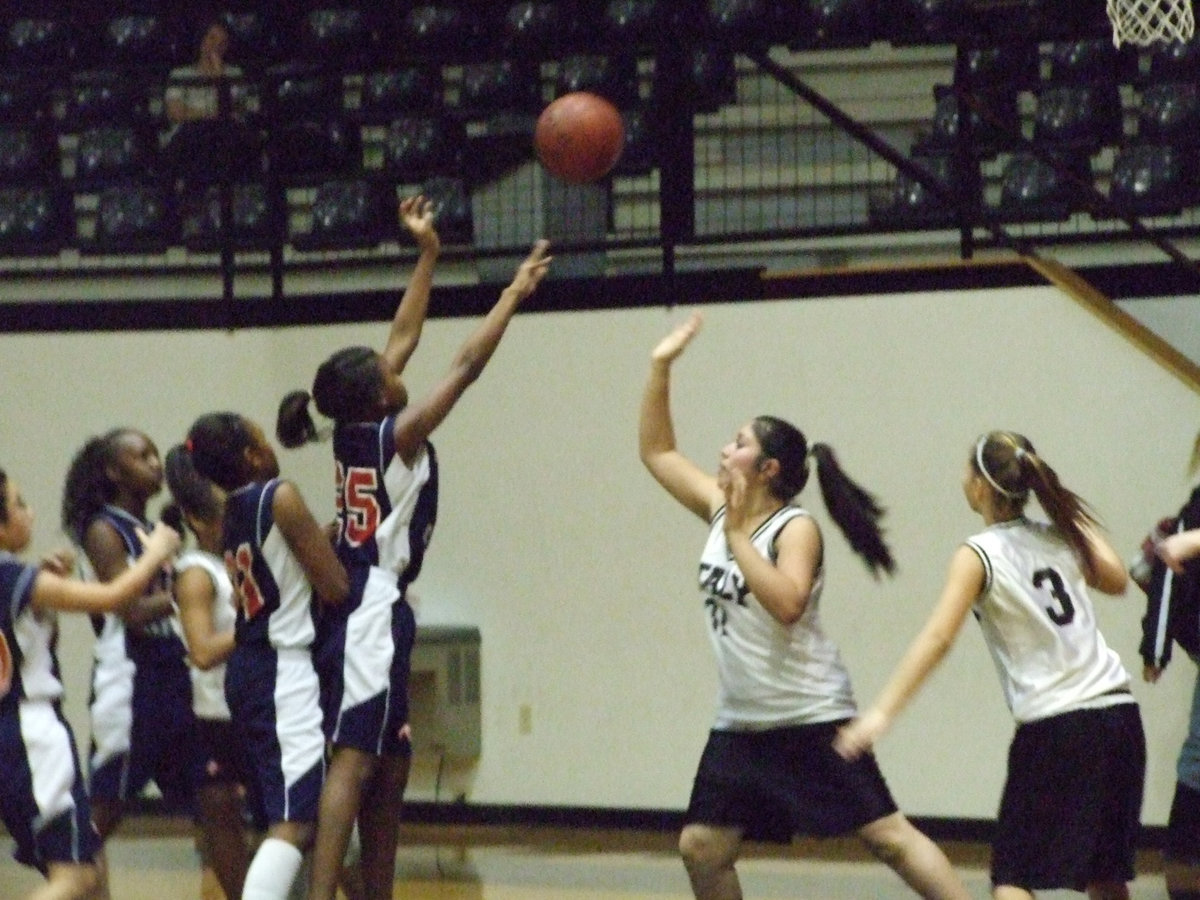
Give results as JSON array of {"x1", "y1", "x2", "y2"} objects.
[{"x1": 518, "y1": 704, "x2": 532, "y2": 735}]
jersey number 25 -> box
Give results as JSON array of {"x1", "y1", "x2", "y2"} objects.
[{"x1": 336, "y1": 463, "x2": 381, "y2": 547}]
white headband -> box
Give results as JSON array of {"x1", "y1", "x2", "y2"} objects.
[{"x1": 975, "y1": 435, "x2": 1026, "y2": 500}]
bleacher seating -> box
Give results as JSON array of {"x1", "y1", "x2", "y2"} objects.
[{"x1": 0, "y1": 0, "x2": 1195, "y2": 273}]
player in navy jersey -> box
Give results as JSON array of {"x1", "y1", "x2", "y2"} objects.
[
  {"x1": 185, "y1": 412, "x2": 348, "y2": 900},
  {"x1": 1138, "y1": 435, "x2": 1200, "y2": 900},
  {"x1": 60, "y1": 428, "x2": 198, "y2": 900},
  {"x1": 0, "y1": 463, "x2": 179, "y2": 900},
  {"x1": 639, "y1": 314, "x2": 971, "y2": 900},
  {"x1": 276, "y1": 196, "x2": 551, "y2": 900},
  {"x1": 837, "y1": 430, "x2": 1144, "y2": 900}
]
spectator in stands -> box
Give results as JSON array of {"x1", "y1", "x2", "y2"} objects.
[{"x1": 162, "y1": 17, "x2": 260, "y2": 190}]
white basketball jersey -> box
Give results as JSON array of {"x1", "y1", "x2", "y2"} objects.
[
  {"x1": 173, "y1": 550, "x2": 235, "y2": 721},
  {"x1": 699, "y1": 506, "x2": 856, "y2": 730},
  {"x1": 1, "y1": 553, "x2": 62, "y2": 703},
  {"x1": 967, "y1": 518, "x2": 1132, "y2": 723}
]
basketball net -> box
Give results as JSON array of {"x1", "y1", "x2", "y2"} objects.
[{"x1": 1107, "y1": 0, "x2": 1195, "y2": 46}]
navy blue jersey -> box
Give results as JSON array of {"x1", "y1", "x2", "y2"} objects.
[
  {"x1": 332, "y1": 416, "x2": 438, "y2": 591},
  {"x1": 0, "y1": 554, "x2": 44, "y2": 716},
  {"x1": 89, "y1": 505, "x2": 185, "y2": 668},
  {"x1": 223, "y1": 479, "x2": 316, "y2": 650},
  {"x1": 1140, "y1": 485, "x2": 1200, "y2": 670}
]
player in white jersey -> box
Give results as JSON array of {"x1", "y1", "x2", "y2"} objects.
[
  {"x1": 276, "y1": 197, "x2": 552, "y2": 900},
  {"x1": 0, "y1": 463, "x2": 179, "y2": 900},
  {"x1": 639, "y1": 314, "x2": 972, "y2": 900},
  {"x1": 164, "y1": 444, "x2": 253, "y2": 900},
  {"x1": 837, "y1": 430, "x2": 1145, "y2": 900}
]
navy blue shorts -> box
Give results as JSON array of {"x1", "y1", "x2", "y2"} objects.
[
  {"x1": 316, "y1": 566, "x2": 415, "y2": 757},
  {"x1": 195, "y1": 717, "x2": 266, "y2": 830},
  {"x1": 992, "y1": 701, "x2": 1145, "y2": 891},
  {"x1": 225, "y1": 644, "x2": 324, "y2": 825},
  {"x1": 89, "y1": 660, "x2": 200, "y2": 811},
  {"x1": 1, "y1": 701, "x2": 102, "y2": 872},
  {"x1": 684, "y1": 721, "x2": 898, "y2": 843}
]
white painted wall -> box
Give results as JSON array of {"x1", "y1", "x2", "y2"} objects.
[
  {"x1": 1118, "y1": 296, "x2": 1200, "y2": 368},
  {"x1": 1, "y1": 279, "x2": 1197, "y2": 823}
]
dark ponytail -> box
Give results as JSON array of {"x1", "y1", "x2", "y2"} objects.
[
  {"x1": 810, "y1": 444, "x2": 895, "y2": 577},
  {"x1": 973, "y1": 431, "x2": 1102, "y2": 580},
  {"x1": 278, "y1": 345, "x2": 383, "y2": 448},
  {"x1": 164, "y1": 443, "x2": 222, "y2": 528},
  {"x1": 752, "y1": 416, "x2": 895, "y2": 577},
  {"x1": 276, "y1": 390, "x2": 320, "y2": 449}
]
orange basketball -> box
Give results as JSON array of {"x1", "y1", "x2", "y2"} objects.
[{"x1": 534, "y1": 91, "x2": 625, "y2": 184}]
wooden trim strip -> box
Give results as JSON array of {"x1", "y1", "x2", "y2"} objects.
[{"x1": 1024, "y1": 254, "x2": 1200, "y2": 395}]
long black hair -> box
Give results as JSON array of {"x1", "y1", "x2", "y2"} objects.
[
  {"x1": 61, "y1": 428, "x2": 134, "y2": 544},
  {"x1": 163, "y1": 443, "x2": 221, "y2": 535},
  {"x1": 752, "y1": 415, "x2": 895, "y2": 577}
]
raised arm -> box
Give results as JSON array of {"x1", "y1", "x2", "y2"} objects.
[
  {"x1": 1157, "y1": 527, "x2": 1200, "y2": 574},
  {"x1": 175, "y1": 566, "x2": 236, "y2": 671},
  {"x1": 638, "y1": 313, "x2": 720, "y2": 521},
  {"x1": 381, "y1": 196, "x2": 441, "y2": 377},
  {"x1": 391, "y1": 239, "x2": 551, "y2": 465},
  {"x1": 34, "y1": 522, "x2": 180, "y2": 615},
  {"x1": 273, "y1": 481, "x2": 349, "y2": 607},
  {"x1": 1078, "y1": 519, "x2": 1129, "y2": 595},
  {"x1": 833, "y1": 544, "x2": 983, "y2": 760},
  {"x1": 724, "y1": 477, "x2": 821, "y2": 626}
]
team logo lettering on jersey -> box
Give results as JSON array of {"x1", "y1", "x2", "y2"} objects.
[
  {"x1": 699, "y1": 562, "x2": 750, "y2": 606},
  {"x1": 700, "y1": 562, "x2": 749, "y2": 637},
  {"x1": 705, "y1": 597, "x2": 728, "y2": 635}
]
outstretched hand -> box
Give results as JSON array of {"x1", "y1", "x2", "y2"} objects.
[
  {"x1": 510, "y1": 240, "x2": 552, "y2": 299},
  {"x1": 832, "y1": 708, "x2": 890, "y2": 761},
  {"x1": 137, "y1": 520, "x2": 182, "y2": 562},
  {"x1": 1156, "y1": 531, "x2": 1200, "y2": 574},
  {"x1": 651, "y1": 313, "x2": 703, "y2": 365},
  {"x1": 722, "y1": 468, "x2": 751, "y2": 536},
  {"x1": 399, "y1": 195, "x2": 440, "y2": 254}
]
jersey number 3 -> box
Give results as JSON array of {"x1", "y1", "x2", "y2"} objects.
[{"x1": 1033, "y1": 567, "x2": 1076, "y2": 626}]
